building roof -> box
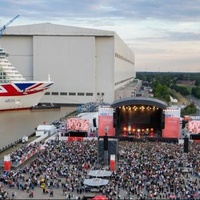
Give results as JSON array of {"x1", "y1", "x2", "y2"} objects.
[
  {"x1": 37, "y1": 124, "x2": 56, "y2": 131},
  {"x1": 111, "y1": 97, "x2": 168, "y2": 110},
  {"x1": 5, "y1": 23, "x2": 115, "y2": 37}
]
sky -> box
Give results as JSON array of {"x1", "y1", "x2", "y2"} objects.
[{"x1": 0, "y1": 0, "x2": 200, "y2": 73}]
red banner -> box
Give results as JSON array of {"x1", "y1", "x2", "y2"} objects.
[
  {"x1": 110, "y1": 155, "x2": 116, "y2": 171},
  {"x1": 4, "y1": 155, "x2": 11, "y2": 171},
  {"x1": 67, "y1": 137, "x2": 84, "y2": 142},
  {"x1": 162, "y1": 107, "x2": 180, "y2": 138},
  {"x1": 162, "y1": 117, "x2": 180, "y2": 138},
  {"x1": 98, "y1": 106, "x2": 115, "y2": 136}
]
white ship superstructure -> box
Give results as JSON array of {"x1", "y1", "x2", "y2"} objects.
[{"x1": 0, "y1": 46, "x2": 53, "y2": 111}]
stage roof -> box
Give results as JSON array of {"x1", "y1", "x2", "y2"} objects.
[{"x1": 111, "y1": 97, "x2": 168, "y2": 110}]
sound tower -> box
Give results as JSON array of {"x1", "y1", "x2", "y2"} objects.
[
  {"x1": 103, "y1": 134, "x2": 108, "y2": 165},
  {"x1": 104, "y1": 134, "x2": 108, "y2": 151},
  {"x1": 161, "y1": 113, "x2": 165, "y2": 129},
  {"x1": 182, "y1": 120, "x2": 189, "y2": 129},
  {"x1": 190, "y1": 134, "x2": 200, "y2": 140},
  {"x1": 98, "y1": 138, "x2": 118, "y2": 164},
  {"x1": 93, "y1": 118, "x2": 97, "y2": 127},
  {"x1": 113, "y1": 112, "x2": 116, "y2": 128},
  {"x1": 184, "y1": 137, "x2": 189, "y2": 153}
]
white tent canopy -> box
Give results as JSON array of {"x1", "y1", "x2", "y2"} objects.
[
  {"x1": 88, "y1": 170, "x2": 112, "y2": 177},
  {"x1": 83, "y1": 178, "x2": 109, "y2": 186},
  {"x1": 36, "y1": 124, "x2": 57, "y2": 137}
]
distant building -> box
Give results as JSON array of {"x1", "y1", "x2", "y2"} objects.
[
  {"x1": 2, "y1": 23, "x2": 135, "y2": 105},
  {"x1": 177, "y1": 80, "x2": 196, "y2": 85},
  {"x1": 177, "y1": 74, "x2": 196, "y2": 85},
  {"x1": 115, "y1": 79, "x2": 142, "y2": 99}
]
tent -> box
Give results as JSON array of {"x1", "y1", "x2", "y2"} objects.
[
  {"x1": 83, "y1": 178, "x2": 109, "y2": 186},
  {"x1": 88, "y1": 170, "x2": 112, "y2": 177},
  {"x1": 93, "y1": 195, "x2": 108, "y2": 200},
  {"x1": 36, "y1": 125, "x2": 57, "y2": 137}
]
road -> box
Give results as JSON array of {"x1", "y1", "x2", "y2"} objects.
[{"x1": 187, "y1": 95, "x2": 200, "y2": 115}]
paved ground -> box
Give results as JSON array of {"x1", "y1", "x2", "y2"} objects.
[
  {"x1": 2, "y1": 179, "x2": 128, "y2": 199},
  {"x1": 3, "y1": 185, "x2": 96, "y2": 199},
  {"x1": 0, "y1": 162, "x2": 127, "y2": 200}
]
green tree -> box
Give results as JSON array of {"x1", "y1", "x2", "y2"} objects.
[
  {"x1": 181, "y1": 102, "x2": 197, "y2": 117},
  {"x1": 152, "y1": 82, "x2": 170, "y2": 102},
  {"x1": 192, "y1": 87, "x2": 200, "y2": 98}
]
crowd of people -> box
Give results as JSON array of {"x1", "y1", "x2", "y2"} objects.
[
  {"x1": 0, "y1": 138, "x2": 200, "y2": 199},
  {"x1": 116, "y1": 141, "x2": 200, "y2": 199},
  {"x1": 9, "y1": 142, "x2": 40, "y2": 165}
]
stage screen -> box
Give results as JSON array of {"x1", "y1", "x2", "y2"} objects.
[
  {"x1": 98, "y1": 106, "x2": 115, "y2": 136},
  {"x1": 162, "y1": 117, "x2": 180, "y2": 138},
  {"x1": 188, "y1": 120, "x2": 200, "y2": 134},
  {"x1": 66, "y1": 118, "x2": 89, "y2": 131},
  {"x1": 162, "y1": 107, "x2": 181, "y2": 138}
]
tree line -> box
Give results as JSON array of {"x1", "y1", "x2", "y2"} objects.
[{"x1": 136, "y1": 72, "x2": 200, "y2": 116}]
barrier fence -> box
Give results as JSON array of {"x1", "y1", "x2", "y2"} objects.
[{"x1": 4, "y1": 145, "x2": 42, "y2": 171}]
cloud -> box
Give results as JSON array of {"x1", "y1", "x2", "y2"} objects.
[
  {"x1": 1, "y1": 0, "x2": 200, "y2": 21},
  {"x1": 0, "y1": 0, "x2": 200, "y2": 72}
]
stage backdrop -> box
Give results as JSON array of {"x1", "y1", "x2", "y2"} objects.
[
  {"x1": 98, "y1": 106, "x2": 115, "y2": 136},
  {"x1": 162, "y1": 107, "x2": 180, "y2": 138}
]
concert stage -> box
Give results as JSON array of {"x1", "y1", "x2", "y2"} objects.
[{"x1": 111, "y1": 97, "x2": 168, "y2": 138}]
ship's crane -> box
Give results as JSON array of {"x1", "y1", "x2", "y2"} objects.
[{"x1": 0, "y1": 15, "x2": 19, "y2": 38}]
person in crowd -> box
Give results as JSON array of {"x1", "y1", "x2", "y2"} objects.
[{"x1": 1, "y1": 138, "x2": 200, "y2": 199}]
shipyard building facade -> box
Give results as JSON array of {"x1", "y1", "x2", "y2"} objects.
[{"x1": 1, "y1": 23, "x2": 135, "y2": 105}]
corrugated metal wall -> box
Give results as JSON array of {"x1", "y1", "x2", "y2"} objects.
[{"x1": 1, "y1": 25, "x2": 135, "y2": 105}]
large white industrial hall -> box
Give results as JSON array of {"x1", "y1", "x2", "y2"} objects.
[{"x1": 1, "y1": 23, "x2": 135, "y2": 105}]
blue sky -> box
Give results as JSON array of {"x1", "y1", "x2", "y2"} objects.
[{"x1": 0, "y1": 0, "x2": 200, "y2": 72}]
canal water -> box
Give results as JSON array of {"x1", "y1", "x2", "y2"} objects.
[{"x1": 0, "y1": 107, "x2": 77, "y2": 149}]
